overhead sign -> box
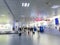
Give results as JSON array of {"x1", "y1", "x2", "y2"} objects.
[{"x1": 34, "y1": 17, "x2": 43, "y2": 21}]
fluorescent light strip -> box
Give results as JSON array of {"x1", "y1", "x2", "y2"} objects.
[{"x1": 51, "y1": 5, "x2": 60, "y2": 8}]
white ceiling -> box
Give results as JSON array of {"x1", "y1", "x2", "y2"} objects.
[
  {"x1": 0, "y1": 0, "x2": 11, "y2": 15},
  {"x1": 0, "y1": 0, "x2": 60, "y2": 24}
]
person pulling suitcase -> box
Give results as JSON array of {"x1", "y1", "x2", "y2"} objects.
[
  {"x1": 33, "y1": 26, "x2": 36, "y2": 34},
  {"x1": 18, "y1": 27, "x2": 22, "y2": 36}
]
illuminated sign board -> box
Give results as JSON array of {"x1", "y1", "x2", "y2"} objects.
[
  {"x1": 34, "y1": 17, "x2": 43, "y2": 21},
  {"x1": 22, "y1": 3, "x2": 30, "y2": 7}
]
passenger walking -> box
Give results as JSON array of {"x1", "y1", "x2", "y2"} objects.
[
  {"x1": 33, "y1": 26, "x2": 36, "y2": 34},
  {"x1": 18, "y1": 27, "x2": 22, "y2": 36}
]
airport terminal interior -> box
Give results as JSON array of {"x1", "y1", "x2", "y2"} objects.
[{"x1": 0, "y1": 0, "x2": 60, "y2": 45}]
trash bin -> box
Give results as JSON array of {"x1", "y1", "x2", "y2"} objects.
[{"x1": 39, "y1": 26, "x2": 44, "y2": 33}]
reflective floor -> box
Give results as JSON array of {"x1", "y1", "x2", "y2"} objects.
[{"x1": 0, "y1": 31, "x2": 60, "y2": 45}]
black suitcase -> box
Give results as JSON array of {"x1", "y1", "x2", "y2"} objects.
[
  {"x1": 19, "y1": 33, "x2": 21, "y2": 36},
  {"x1": 33, "y1": 32, "x2": 35, "y2": 34}
]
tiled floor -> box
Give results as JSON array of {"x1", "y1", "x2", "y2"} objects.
[{"x1": 0, "y1": 31, "x2": 60, "y2": 45}]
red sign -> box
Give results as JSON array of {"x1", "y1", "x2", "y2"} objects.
[{"x1": 34, "y1": 17, "x2": 43, "y2": 21}]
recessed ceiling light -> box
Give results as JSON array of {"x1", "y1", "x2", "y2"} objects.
[
  {"x1": 22, "y1": 3, "x2": 30, "y2": 7},
  {"x1": 51, "y1": 5, "x2": 60, "y2": 9}
]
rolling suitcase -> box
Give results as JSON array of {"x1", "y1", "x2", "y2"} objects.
[
  {"x1": 19, "y1": 33, "x2": 22, "y2": 36},
  {"x1": 33, "y1": 32, "x2": 35, "y2": 34}
]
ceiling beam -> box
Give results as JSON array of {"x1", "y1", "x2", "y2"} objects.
[{"x1": 3, "y1": 0, "x2": 16, "y2": 20}]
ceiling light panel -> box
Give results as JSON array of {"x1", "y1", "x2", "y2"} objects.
[{"x1": 22, "y1": 3, "x2": 30, "y2": 7}]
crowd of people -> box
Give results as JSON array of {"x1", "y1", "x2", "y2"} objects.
[{"x1": 12, "y1": 26, "x2": 44, "y2": 36}]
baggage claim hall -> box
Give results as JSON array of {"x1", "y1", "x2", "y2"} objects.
[{"x1": 0, "y1": 0, "x2": 60, "y2": 45}]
